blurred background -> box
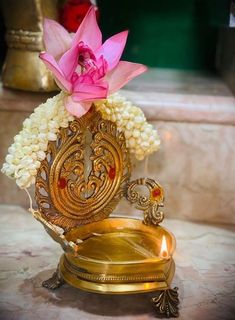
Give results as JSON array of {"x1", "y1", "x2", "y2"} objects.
[{"x1": 99, "y1": 0, "x2": 229, "y2": 71}]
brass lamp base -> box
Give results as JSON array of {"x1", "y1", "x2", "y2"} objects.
[
  {"x1": 32, "y1": 111, "x2": 179, "y2": 317},
  {"x1": 42, "y1": 217, "x2": 179, "y2": 317}
]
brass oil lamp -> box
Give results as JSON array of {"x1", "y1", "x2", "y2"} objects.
[
  {"x1": 32, "y1": 107, "x2": 179, "y2": 317},
  {"x1": 1, "y1": 6, "x2": 179, "y2": 317}
]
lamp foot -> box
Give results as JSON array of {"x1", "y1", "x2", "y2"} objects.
[
  {"x1": 151, "y1": 287, "x2": 179, "y2": 318},
  {"x1": 42, "y1": 266, "x2": 65, "y2": 290}
]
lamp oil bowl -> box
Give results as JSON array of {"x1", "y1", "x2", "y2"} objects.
[{"x1": 33, "y1": 108, "x2": 179, "y2": 318}]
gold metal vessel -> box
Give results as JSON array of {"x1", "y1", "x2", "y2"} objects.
[
  {"x1": 1, "y1": 0, "x2": 58, "y2": 92},
  {"x1": 33, "y1": 108, "x2": 179, "y2": 317},
  {"x1": 61, "y1": 218, "x2": 176, "y2": 293}
]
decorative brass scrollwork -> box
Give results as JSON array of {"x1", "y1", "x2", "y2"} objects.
[
  {"x1": 35, "y1": 109, "x2": 131, "y2": 229},
  {"x1": 42, "y1": 265, "x2": 65, "y2": 290},
  {"x1": 126, "y1": 178, "x2": 164, "y2": 225},
  {"x1": 152, "y1": 287, "x2": 179, "y2": 317}
]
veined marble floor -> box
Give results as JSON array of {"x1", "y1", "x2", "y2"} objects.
[{"x1": 0, "y1": 205, "x2": 235, "y2": 320}]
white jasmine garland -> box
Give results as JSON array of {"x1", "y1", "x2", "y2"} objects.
[
  {"x1": 95, "y1": 93, "x2": 160, "y2": 160},
  {"x1": 2, "y1": 92, "x2": 74, "y2": 189},
  {"x1": 1, "y1": 92, "x2": 160, "y2": 189}
]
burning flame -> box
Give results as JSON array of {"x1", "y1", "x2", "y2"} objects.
[{"x1": 160, "y1": 235, "x2": 168, "y2": 259}]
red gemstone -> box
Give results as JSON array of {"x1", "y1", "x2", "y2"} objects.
[
  {"x1": 108, "y1": 167, "x2": 116, "y2": 180},
  {"x1": 152, "y1": 188, "x2": 161, "y2": 198},
  {"x1": 58, "y1": 177, "x2": 67, "y2": 189}
]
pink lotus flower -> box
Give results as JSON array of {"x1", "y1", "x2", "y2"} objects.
[{"x1": 40, "y1": 7, "x2": 147, "y2": 117}]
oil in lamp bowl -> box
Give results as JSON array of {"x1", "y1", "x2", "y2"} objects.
[{"x1": 60, "y1": 217, "x2": 176, "y2": 294}]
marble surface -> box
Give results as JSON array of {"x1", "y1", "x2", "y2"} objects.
[
  {"x1": 0, "y1": 83, "x2": 55, "y2": 113},
  {"x1": 0, "y1": 205, "x2": 235, "y2": 320},
  {"x1": 123, "y1": 69, "x2": 235, "y2": 125},
  {"x1": 122, "y1": 89, "x2": 235, "y2": 125},
  {"x1": 115, "y1": 120, "x2": 235, "y2": 225},
  {"x1": 125, "y1": 69, "x2": 232, "y2": 96}
]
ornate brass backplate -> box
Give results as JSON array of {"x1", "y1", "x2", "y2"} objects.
[{"x1": 35, "y1": 108, "x2": 131, "y2": 229}]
